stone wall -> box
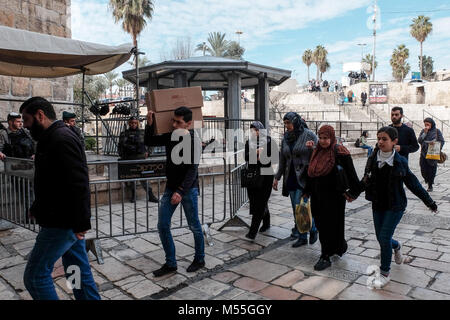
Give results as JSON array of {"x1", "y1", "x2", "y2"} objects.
[{"x1": 0, "y1": 0, "x2": 73, "y2": 121}]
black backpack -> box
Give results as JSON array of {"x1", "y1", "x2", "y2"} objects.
[
  {"x1": 354, "y1": 138, "x2": 361, "y2": 147},
  {"x1": 3, "y1": 129, "x2": 35, "y2": 159}
]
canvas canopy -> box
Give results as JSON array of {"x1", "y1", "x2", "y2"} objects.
[{"x1": 0, "y1": 25, "x2": 133, "y2": 78}]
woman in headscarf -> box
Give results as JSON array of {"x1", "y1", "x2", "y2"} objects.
[
  {"x1": 305, "y1": 125, "x2": 362, "y2": 271},
  {"x1": 244, "y1": 121, "x2": 275, "y2": 240},
  {"x1": 273, "y1": 112, "x2": 318, "y2": 247},
  {"x1": 418, "y1": 118, "x2": 445, "y2": 192}
]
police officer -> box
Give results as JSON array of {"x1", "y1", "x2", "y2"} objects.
[
  {"x1": 0, "y1": 112, "x2": 35, "y2": 160},
  {"x1": 118, "y1": 116, "x2": 159, "y2": 203},
  {"x1": 62, "y1": 111, "x2": 85, "y2": 147}
]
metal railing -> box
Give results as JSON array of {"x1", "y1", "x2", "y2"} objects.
[{"x1": 423, "y1": 110, "x2": 450, "y2": 135}]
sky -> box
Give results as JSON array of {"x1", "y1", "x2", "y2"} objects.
[{"x1": 71, "y1": 0, "x2": 450, "y2": 85}]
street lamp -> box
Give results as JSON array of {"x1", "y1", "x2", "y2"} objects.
[
  {"x1": 236, "y1": 30, "x2": 243, "y2": 45},
  {"x1": 357, "y1": 43, "x2": 367, "y2": 81}
]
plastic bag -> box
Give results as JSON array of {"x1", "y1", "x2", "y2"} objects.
[
  {"x1": 295, "y1": 197, "x2": 312, "y2": 234},
  {"x1": 425, "y1": 141, "x2": 441, "y2": 160}
]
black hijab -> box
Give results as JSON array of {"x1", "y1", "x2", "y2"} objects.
[{"x1": 283, "y1": 112, "x2": 306, "y2": 144}]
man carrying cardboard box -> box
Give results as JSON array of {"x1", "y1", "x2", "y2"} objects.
[{"x1": 145, "y1": 107, "x2": 205, "y2": 277}]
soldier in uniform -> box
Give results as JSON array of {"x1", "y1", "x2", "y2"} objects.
[
  {"x1": 118, "y1": 116, "x2": 159, "y2": 203},
  {"x1": 0, "y1": 112, "x2": 35, "y2": 160},
  {"x1": 62, "y1": 111, "x2": 85, "y2": 147}
]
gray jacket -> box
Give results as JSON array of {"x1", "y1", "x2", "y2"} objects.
[{"x1": 275, "y1": 128, "x2": 318, "y2": 196}]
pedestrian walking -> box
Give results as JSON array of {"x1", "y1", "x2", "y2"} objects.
[
  {"x1": 361, "y1": 91, "x2": 367, "y2": 106},
  {"x1": 305, "y1": 125, "x2": 362, "y2": 271},
  {"x1": 359, "y1": 130, "x2": 373, "y2": 157},
  {"x1": 273, "y1": 112, "x2": 318, "y2": 248},
  {"x1": 389, "y1": 106, "x2": 419, "y2": 160},
  {"x1": 362, "y1": 126, "x2": 437, "y2": 288},
  {"x1": 118, "y1": 116, "x2": 159, "y2": 203},
  {"x1": 20, "y1": 97, "x2": 100, "y2": 300},
  {"x1": 244, "y1": 121, "x2": 275, "y2": 240},
  {"x1": 145, "y1": 107, "x2": 205, "y2": 277},
  {"x1": 418, "y1": 118, "x2": 445, "y2": 192}
]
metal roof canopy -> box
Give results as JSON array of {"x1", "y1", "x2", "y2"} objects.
[{"x1": 122, "y1": 56, "x2": 291, "y2": 90}]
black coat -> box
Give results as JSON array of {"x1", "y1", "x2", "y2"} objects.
[{"x1": 31, "y1": 121, "x2": 91, "y2": 233}]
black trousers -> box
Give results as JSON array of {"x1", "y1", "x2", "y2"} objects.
[
  {"x1": 126, "y1": 180, "x2": 154, "y2": 200},
  {"x1": 420, "y1": 156, "x2": 438, "y2": 186},
  {"x1": 247, "y1": 174, "x2": 273, "y2": 237}
]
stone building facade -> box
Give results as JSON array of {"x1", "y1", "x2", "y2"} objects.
[{"x1": 0, "y1": 0, "x2": 73, "y2": 122}]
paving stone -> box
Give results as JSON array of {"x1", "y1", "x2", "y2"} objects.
[
  {"x1": 437, "y1": 246, "x2": 450, "y2": 253},
  {"x1": 361, "y1": 240, "x2": 380, "y2": 250},
  {"x1": 11, "y1": 239, "x2": 35, "y2": 252},
  {"x1": 0, "y1": 263, "x2": 27, "y2": 291},
  {"x1": 408, "y1": 248, "x2": 442, "y2": 260},
  {"x1": 125, "y1": 256, "x2": 161, "y2": 275},
  {"x1": 347, "y1": 239, "x2": 364, "y2": 247},
  {"x1": 190, "y1": 278, "x2": 231, "y2": 297},
  {"x1": 115, "y1": 275, "x2": 161, "y2": 299},
  {"x1": 292, "y1": 276, "x2": 349, "y2": 300},
  {"x1": 211, "y1": 272, "x2": 241, "y2": 284},
  {"x1": 388, "y1": 264, "x2": 434, "y2": 288},
  {"x1": 204, "y1": 254, "x2": 224, "y2": 270},
  {"x1": 409, "y1": 257, "x2": 450, "y2": 273},
  {"x1": 438, "y1": 253, "x2": 450, "y2": 263},
  {"x1": 271, "y1": 270, "x2": 305, "y2": 288},
  {"x1": 0, "y1": 278, "x2": 18, "y2": 299},
  {"x1": 233, "y1": 277, "x2": 269, "y2": 293},
  {"x1": 232, "y1": 291, "x2": 268, "y2": 300},
  {"x1": 300, "y1": 295, "x2": 320, "y2": 300},
  {"x1": 406, "y1": 241, "x2": 438, "y2": 251},
  {"x1": 227, "y1": 248, "x2": 248, "y2": 258},
  {"x1": 355, "y1": 276, "x2": 412, "y2": 296},
  {"x1": 337, "y1": 283, "x2": 412, "y2": 300},
  {"x1": 92, "y1": 257, "x2": 138, "y2": 282},
  {"x1": 149, "y1": 273, "x2": 187, "y2": 289},
  {"x1": 360, "y1": 249, "x2": 380, "y2": 258},
  {"x1": 108, "y1": 247, "x2": 141, "y2": 262},
  {"x1": 172, "y1": 286, "x2": 212, "y2": 300},
  {"x1": 214, "y1": 288, "x2": 245, "y2": 300},
  {"x1": 212, "y1": 232, "x2": 240, "y2": 243},
  {"x1": 101, "y1": 288, "x2": 128, "y2": 299},
  {"x1": 229, "y1": 259, "x2": 290, "y2": 282},
  {"x1": 257, "y1": 285, "x2": 301, "y2": 300},
  {"x1": 409, "y1": 287, "x2": 450, "y2": 300},
  {"x1": 0, "y1": 255, "x2": 26, "y2": 270},
  {"x1": 230, "y1": 239, "x2": 263, "y2": 252},
  {"x1": 123, "y1": 238, "x2": 160, "y2": 254},
  {"x1": 429, "y1": 273, "x2": 450, "y2": 295}
]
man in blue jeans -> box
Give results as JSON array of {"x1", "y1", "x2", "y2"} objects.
[
  {"x1": 145, "y1": 107, "x2": 205, "y2": 277},
  {"x1": 19, "y1": 97, "x2": 100, "y2": 300}
]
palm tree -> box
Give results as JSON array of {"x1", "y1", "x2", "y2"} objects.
[
  {"x1": 319, "y1": 59, "x2": 330, "y2": 79},
  {"x1": 312, "y1": 45, "x2": 328, "y2": 81},
  {"x1": 196, "y1": 32, "x2": 229, "y2": 57},
  {"x1": 302, "y1": 49, "x2": 313, "y2": 82},
  {"x1": 127, "y1": 55, "x2": 150, "y2": 67},
  {"x1": 109, "y1": 0, "x2": 154, "y2": 67},
  {"x1": 224, "y1": 41, "x2": 245, "y2": 59},
  {"x1": 362, "y1": 54, "x2": 377, "y2": 78},
  {"x1": 115, "y1": 78, "x2": 128, "y2": 97},
  {"x1": 410, "y1": 15, "x2": 432, "y2": 77},
  {"x1": 104, "y1": 71, "x2": 119, "y2": 99},
  {"x1": 421, "y1": 55, "x2": 434, "y2": 79},
  {"x1": 390, "y1": 44, "x2": 410, "y2": 82}
]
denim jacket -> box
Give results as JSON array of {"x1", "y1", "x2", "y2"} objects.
[{"x1": 364, "y1": 152, "x2": 434, "y2": 212}]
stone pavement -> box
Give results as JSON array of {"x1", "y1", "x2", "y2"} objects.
[{"x1": 1, "y1": 151, "x2": 450, "y2": 300}]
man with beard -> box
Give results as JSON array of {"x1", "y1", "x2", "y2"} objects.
[
  {"x1": 19, "y1": 97, "x2": 100, "y2": 300},
  {"x1": 62, "y1": 111, "x2": 85, "y2": 147},
  {"x1": 0, "y1": 112, "x2": 35, "y2": 160},
  {"x1": 389, "y1": 106, "x2": 419, "y2": 160}
]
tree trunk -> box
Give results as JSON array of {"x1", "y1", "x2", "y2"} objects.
[
  {"x1": 316, "y1": 64, "x2": 319, "y2": 81},
  {"x1": 420, "y1": 42, "x2": 423, "y2": 78},
  {"x1": 307, "y1": 65, "x2": 310, "y2": 82}
]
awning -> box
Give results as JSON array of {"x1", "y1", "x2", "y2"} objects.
[{"x1": 0, "y1": 25, "x2": 134, "y2": 78}]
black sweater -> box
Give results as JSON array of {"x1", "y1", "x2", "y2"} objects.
[
  {"x1": 390, "y1": 124, "x2": 419, "y2": 159},
  {"x1": 31, "y1": 121, "x2": 91, "y2": 233},
  {"x1": 144, "y1": 125, "x2": 201, "y2": 196}
]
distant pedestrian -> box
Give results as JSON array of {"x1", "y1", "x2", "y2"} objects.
[
  {"x1": 418, "y1": 118, "x2": 445, "y2": 192},
  {"x1": 359, "y1": 130, "x2": 373, "y2": 157},
  {"x1": 362, "y1": 126, "x2": 437, "y2": 289},
  {"x1": 0, "y1": 112, "x2": 35, "y2": 161},
  {"x1": 389, "y1": 106, "x2": 419, "y2": 160},
  {"x1": 273, "y1": 112, "x2": 318, "y2": 248},
  {"x1": 361, "y1": 91, "x2": 368, "y2": 106},
  {"x1": 244, "y1": 121, "x2": 275, "y2": 240},
  {"x1": 62, "y1": 111, "x2": 84, "y2": 147},
  {"x1": 20, "y1": 97, "x2": 100, "y2": 300}
]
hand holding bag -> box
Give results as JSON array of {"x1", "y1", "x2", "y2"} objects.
[
  {"x1": 295, "y1": 196, "x2": 312, "y2": 233},
  {"x1": 425, "y1": 140, "x2": 441, "y2": 160}
]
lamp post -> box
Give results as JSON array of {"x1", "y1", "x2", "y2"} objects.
[
  {"x1": 236, "y1": 30, "x2": 243, "y2": 45},
  {"x1": 357, "y1": 43, "x2": 367, "y2": 81}
]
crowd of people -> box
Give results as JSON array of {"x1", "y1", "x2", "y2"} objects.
[
  {"x1": 0, "y1": 97, "x2": 445, "y2": 299},
  {"x1": 307, "y1": 79, "x2": 341, "y2": 93}
]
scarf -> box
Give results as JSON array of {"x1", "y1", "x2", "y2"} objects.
[
  {"x1": 377, "y1": 150, "x2": 395, "y2": 168},
  {"x1": 308, "y1": 125, "x2": 350, "y2": 177},
  {"x1": 248, "y1": 121, "x2": 267, "y2": 149},
  {"x1": 283, "y1": 112, "x2": 306, "y2": 144}
]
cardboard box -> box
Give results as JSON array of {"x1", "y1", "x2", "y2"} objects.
[
  {"x1": 153, "y1": 107, "x2": 203, "y2": 135},
  {"x1": 146, "y1": 86, "x2": 204, "y2": 112}
]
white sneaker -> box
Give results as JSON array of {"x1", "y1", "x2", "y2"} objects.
[
  {"x1": 373, "y1": 274, "x2": 390, "y2": 289},
  {"x1": 394, "y1": 243, "x2": 403, "y2": 265}
]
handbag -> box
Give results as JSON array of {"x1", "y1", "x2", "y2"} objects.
[
  {"x1": 438, "y1": 151, "x2": 447, "y2": 164},
  {"x1": 334, "y1": 145, "x2": 349, "y2": 193},
  {"x1": 295, "y1": 196, "x2": 312, "y2": 233},
  {"x1": 241, "y1": 164, "x2": 261, "y2": 188},
  {"x1": 425, "y1": 141, "x2": 441, "y2": 160}
]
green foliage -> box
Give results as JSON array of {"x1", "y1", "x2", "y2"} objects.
[
  {"x1": 84, "y1": 137, "x2": 96, "y2": 151},
  {"x1": 390, "y1": 44, "x2": 410, "y2": 82}
]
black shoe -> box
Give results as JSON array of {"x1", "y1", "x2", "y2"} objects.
[
  {"x1": 259, "y1": 225, "x2": 270, "y2": 233},
  {"x1": 337, "y1": 240, "x2": 348, "y2": 257},
  {"x1": 290, "y1": 227, "x2": 300, "y2": 240},
  {"x1": 292, "y1": 238, "x2": 308, "y2": 248},
  {"x1": 314, "y1": 257, "x2": 331, "y2": 271},
  {"x1": 309, "y1": 231, "x2": 318, "y2": 245},
  {"x1": 245, "y1": 233, "x2": 256, "y2": 241},
  {"x1": 148, "y1": 193, "x2": 159, "y2": 203},
  {"x1": 186, "y1": 259, "x2": 205, "y2": 273},
  {"x1": 427, "y1": 185, "x2": 433, "y2": 192},
  {"x1": 153, "y1": 264, "x2": 177, "y2": 277}
]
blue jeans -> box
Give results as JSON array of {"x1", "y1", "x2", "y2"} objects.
[
  {"x1": 289, "y1": 189, "x2": 317, "y2": 240},
  {"x1": 373, "y1": 210, "x2": 403, "y2": 274},
  {"x1": 360, "y1": 145, "x2": 373, "y2": 157},
  {"x1": 158, "y1": 188, "x2": 205, "y2": 267},
  {"x1": 23, "y1": 228, "x2": 100, "y2": 300}
]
